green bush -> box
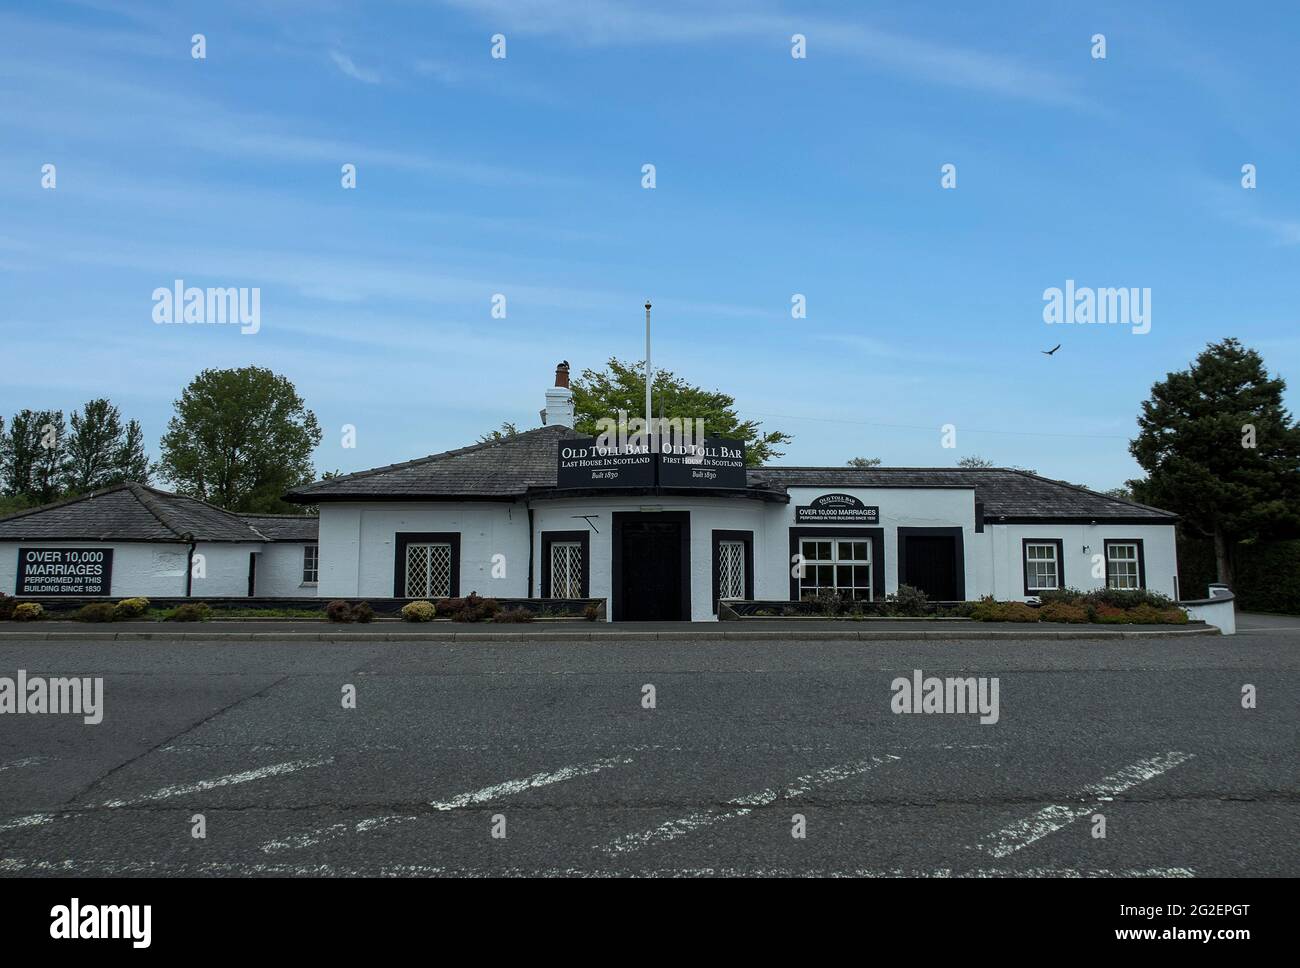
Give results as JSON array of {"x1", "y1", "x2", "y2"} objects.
[
  {"x1": 1037, "y1": 587, "x2": 1087, "y2": 606},
  {"x1": 969, "y1": 599, "x2": 1040, "y2": 623},
  {"x1": 810, "y1": 588, "x2": 846, "y2": 617},
  {"x1": 1084, "y1": 588, "x2": 1175, "y2": 610},
  {"x1": 492, "y1": 607, "x2": 535, "y2": 623},
  {"x1": 112, "y1": 597, "x2": 150, "y2": 620},
  {"x1": 13, "y1": 602, "x2": 44, "y2": 621},
  {"x1": 400, "y1": 600, "x2": 436, "y2": 622},
  {"x1": 886, "y1": 584, "x2": 929, "y2": 616},
  {"x1": 73, "y1": 602, "x2": 117, "y2": 622},
  {"x1": 0, "y1": 594, "x2": 16, "y2": 621},
  {"x1": 325, "y1": 599, "x2": 355, "y2": 623},
  {"x1": 352, "y1": 602, "x2": 374, "y2": 623},
  {"x1": 168, "y1": 603, "x2": 212, "y2": 622},
  {"x1": 1039, "y1": 602, "x2": 1088, "y2": 623}
]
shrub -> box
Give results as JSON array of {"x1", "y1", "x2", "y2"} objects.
[
  {"x1": 168, "y1": 603, "x2": 212, "y2": 622},
  {"x1": 811, "y1": 588, "x2": 846, "y2": 617},
  {"x1": 1092, "y1": 604, "x2": 1130, "y2": 624},
  {"x1": 400, "y1": 600, "x2": 436, "y2": 622},
  {"x1": 352, "y1": 602, "x2": 374, "y2": 623},
  {"x1": 887, "y1": 584, "x2": 929, "y2": 616},
  {"x1": 113, "y1": 597, "x2": 150, "y2": 620},
  {"x1": 73, "y1": 602, "x2": 118, "y2": 623},
  {"x1": 441, "y1": 592, "x2": 502, "y2": 623},
  {"x1": 583, "y1": 604, "x2": 600, "y2": 622},
  {"x1": 0, "y1": 594, "x2": 16, "y2": 621},
  {"x1": 970, "y1": 599, "x2": 1040, "y2": 622},
  {"x1": 13, "y1": 602, "x2": 44, "y2": 622},
  {"x1": 1039, "y1": 602, "x2": 1088, "y2": 624},
  {"x1": 1037, "y1": 587, "x2": 1086, "y2": 606},
  {"x1": 325, "y1": 600, "x2": 355, "y2": 623},
  {"x1": 492, "y1": 607, "x2": 535, "y2": 623},
  {"x1": 1084, "y1": 588, "x2": 1175, "y2": 610}
]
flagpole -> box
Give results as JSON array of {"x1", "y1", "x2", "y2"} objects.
[{"x1": 644, "y1": 300, "x2": 653, "y2": 452}]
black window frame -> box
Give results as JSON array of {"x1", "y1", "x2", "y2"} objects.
[
  {"x1": 541, "y1": 530, "x2": 590, "y2": 598},
  {"x1": 711, "y1": 529, "x2": 754, "y2": 613},
  {"x1": 788, "y1": 527, "x2": 885, "y2": 602},
  {"x1": 1103, "y1": 538, "x2": 1146, "y2": 590},
  {"x1": 393, "y1": 531, "x2": 461, "y2": 599},
  {"x1": 1022, "y1": 537, "x2": 1065, "y2": 596}
]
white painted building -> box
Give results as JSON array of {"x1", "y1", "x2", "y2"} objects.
[
  {"x1": 0, "y1": 483, "x2": 318, "y2": 600},
  {"x1": 287, "y1": 364, "x2": 1181, "y2": 620},
  {"x1": 0, "y1": 365, "x2": 1180, "y2": 619}
]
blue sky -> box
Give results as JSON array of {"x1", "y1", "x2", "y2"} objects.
[{"x1": 2, "y1": 0, "x2": 1297, "y2": 490}]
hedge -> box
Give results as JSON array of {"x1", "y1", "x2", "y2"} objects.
[{"x1": 1178, "y1": 534, "x2": 1300, "y2": 614}]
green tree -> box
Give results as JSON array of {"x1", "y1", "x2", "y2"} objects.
[
  {"x1": 61, "y1": 399, "x2": 149, "y2": 494},
  {"x1": 570, "y1": 358, "x2": 791, "y2": 465},
  {"x1": 847, "y1": 456, "x2": 882, "y2": 467},
  {"x1": 29, "y1": 410, "x2": 65, "y2": 504},
  {"x1": 478, "y1": 421, "x2": 520, "y2": 444},
  {"x1": 1128, "y1": 338, "x2": 1300, "y2": 586},
  {"x1": 957, "y1": 455, "x2": 994, "y2": 468},
  {"x1": 159, "y1": 366, "x2": 322, "y2": 513}
]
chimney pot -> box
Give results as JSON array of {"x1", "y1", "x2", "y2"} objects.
[{"x1": 555, "y1": 361, "x2": 570, "y2": 389}]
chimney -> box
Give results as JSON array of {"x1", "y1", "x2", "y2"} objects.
[{"x1": 541, "y1": 360, "x2": 575, "y2": 427}]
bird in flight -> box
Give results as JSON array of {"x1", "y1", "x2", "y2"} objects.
[{"x1": 1041, "y1": 344, "x2": 1061, "y2": 356}]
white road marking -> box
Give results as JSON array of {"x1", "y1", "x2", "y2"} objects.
[
  {"x1": 604, "y1": 755, "x2": 900, "y2": 855},
  {"x1": 0, "y1": 756, "x2": 48, "y2": 772},
  {"x1": 0, "y1": 857, "x2": 1196, "y2": 878},
  {"x1": 428, "y1": 757, "x2": 632, "y2": 811},
  {"x1": 100, "y1": 758, "x2": 333, "y2": 808},
  {"x1": 0, "y1": 813, "x2": 57, "y2": 835},
  {"x1": 977, "y1": 752, "x2": 1195, "y2": 859},
  {"x1": 260, "y1": 756, "x2": 633, "y2": 853}
]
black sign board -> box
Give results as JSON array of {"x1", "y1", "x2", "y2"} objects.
[
  {"x1": 657, "y1": 438, "x2": 747, "y2": 489},
  {"x1": 556, "y1": 438, "x2": 656, "y2": 488},
  {"x1": 17, "y1": 547, "x2": 113, "y2": 595},
  {"x1": 795, "y1": 493, "x2": 879, "y2": 524}
]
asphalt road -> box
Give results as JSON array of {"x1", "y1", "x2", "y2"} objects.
[{"x1": 0, "y1": 627, "x2": 1295, "y2": 877}]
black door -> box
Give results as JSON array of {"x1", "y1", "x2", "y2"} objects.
[
  {"x1": 247, "y1": 552, "x2": 257, "y2": 597},
  {"x1": 903, "y1": 536, "x2": 957, "y2": 601},
  {"x1": 619, "y1": 521, "x2": 684, "y2": 620}
]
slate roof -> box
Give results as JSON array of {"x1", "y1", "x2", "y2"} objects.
[
  {"x1": 285, "y1": 425, "x2": 573, "y2": 501},
  {"x1": 0, "y1": 482, "x2": 317, "y2": 542},
  {"x1": 238, "y1": 514, "x2": 320, "y2": 541},
  {"x1": 285, "y1": 426, "x2": 1175, "y2": 522},
  {"x1": 747, "y1": 467, "x2": 1176, "y2": 521}
]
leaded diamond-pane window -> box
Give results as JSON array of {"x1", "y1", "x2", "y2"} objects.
[
  {"x1": 550, "y1": 542, "x2": 583, "y2": 598},
  {"x1": 718, "y1": 540, "x2": 745, "y2": 601},
  {"x1": 406, "y1": 543, "x2": 452, "y2": 598}
]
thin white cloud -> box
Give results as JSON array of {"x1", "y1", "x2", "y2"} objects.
[
  {"x1": 329, "y1": 50, "x2": 382, "y2": 84},
  {"x1": 437, "y1": 0, "x2": 1088, "y2": 107}
]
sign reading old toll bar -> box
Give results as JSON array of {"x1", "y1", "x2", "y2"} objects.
[
  {"x1": 657, "y1": 438, "x2": 747, "y2": 488},
  {"x1": 556, "y1": 438, "x2": 655, "y2": 488},
  {"x1": 17, "y1": 547, "x2": 114, "y2": 595},
  {"x1": 795, "y1": 493, "x2": 879, "y2": 524}
]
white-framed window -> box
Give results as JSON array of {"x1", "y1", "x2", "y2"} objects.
[
  {"x1": 718, "y1": 540, "x2": 746, "y2": 601},
  {"x1": 550, "y1": 541, "x2": 583, "y2": 598},
  {"x1": 302, "y1": 544, "x2": 319, "y2": 584},
  {"x1": 1106, "y1": 542, "x2": 1141, "y2": 589},
  {"x1": 406, "y1": 542, "x2": 452, "y2": 598},
  {"x1": 799, "y1": 538, "x2": 872, "y2": 600},
  {"x1": 1024, "y1": 542, "x2": 1060, "y2": 592}
]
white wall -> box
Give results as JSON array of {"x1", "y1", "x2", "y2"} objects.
[
  {"x1": 253, "y1": 542, "x2": 316, "y2": 597},
  {"x1": 317, "y1": 501, "x2": 529, "y2": 599},
  {"x1": 1, "y1": 541, "x2": 189, "y2": 598},
  {"x1": 987, "y1": 523, "x2": 1179, "y2": 600},
  {"x1": 763, "y1": 487, "x2": 979, "y2": 601}
]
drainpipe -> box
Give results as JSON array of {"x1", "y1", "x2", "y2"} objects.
[
  {"x1": 184, "y1": 534, "x2": 196, "y2": 597},
  {"x1": 526, "y1": 504, "x2": 535, "y2": 598}
]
